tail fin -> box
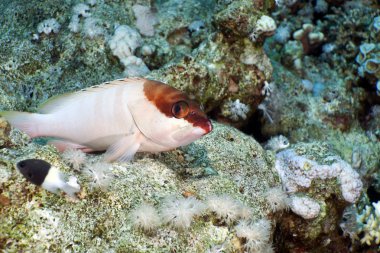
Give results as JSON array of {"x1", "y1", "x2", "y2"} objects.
[
  {"x1": 0, "y1": 111, "x2": 43, "y2": 138},
  {"x1": 63, "y1": 176, "x2": 81, "y2": 198}
]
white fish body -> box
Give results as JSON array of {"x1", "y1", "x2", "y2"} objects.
[
  {"x1": 3, "y1": 78, "x2": 212, "y2": 162},
  {"x1": 42, "y1": 167, "x2": 80, "y2": 198}
]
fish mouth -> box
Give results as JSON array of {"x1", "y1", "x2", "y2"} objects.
[
  {"x1": 188, "y1": 117, "x2": 212, "y2": 136},
  {"x1": 194, "y1": 119, "x2": 212, "y2": 136},
  {"x1": 202, "y1": 120, "x2": 212, "y2": 135},
  {"x1": 189, "y1": 120, "x2": 212, "y2": 138}
]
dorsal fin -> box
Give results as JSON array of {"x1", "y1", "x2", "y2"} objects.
[{"x1": 38, "y1": 78, "x2": 146, "y2": 114}]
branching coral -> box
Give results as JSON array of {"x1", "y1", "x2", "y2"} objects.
[
  {"x1": 293, "y1": 24, "x2": 324, "y2": 54},
  {"x1": 37, "y1": 18, "x2": 61, "y2": 35},
  {"x1": 108, "y1": 25, "x2": 149, "y2": 76},
  {"x1": 264, "y1": 135, "x2": 289, "y2": 152},
  {"x1": 222, "y1": 99, "x2": 250, "y2": 121},
  {"x1": 357, "y1": 201, "x2": 380, "y2": 246},
  {"x1": 132, "y1": 4, "x2": 158, "y2": 37},
  {"x1": 274, "y1": 25, "x2": 291, "y2": 44}
]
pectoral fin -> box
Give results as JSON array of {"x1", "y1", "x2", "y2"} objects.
[
  {"x1": 48, "y1": 139, "x2": 95, "y2": 153},
  {"x1": 104, "y1": 133, "x2": 141, "y2": 162}
]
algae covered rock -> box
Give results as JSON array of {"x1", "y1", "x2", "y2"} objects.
[
  {"x1": 214, "y1": 0, "x2": 275, "y2": 38},
  {"x1": 259, "y1": 61, "x2": 380, "y2": 183},
  {"x1": 274, "y1": 142, "x2": 363, "y2": 252},
  {"x1": 149, "y1": 33, "x2": 270, "y2": 126},
  {"x1": 0, "y1": 0, "x2": 274, "y2": 123},
  {"x1": 0, "y1": 117, "x2": 12, "y2": 148},
  {"x1": 1, "y1": 0, "x2": 275, "y2": 132},
  {"x1": 0, "y1": 122, "x2": 279, "y2": 252},
  {"x1": 147, "y1": 0, "x2": 276, "y2": 127}
]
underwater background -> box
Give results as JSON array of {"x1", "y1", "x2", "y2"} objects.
[{"x1": 0, "y1": 0, "x2": 380, "y2": 252}]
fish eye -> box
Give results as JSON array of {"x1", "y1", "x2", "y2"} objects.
[
  {"x1": 172, "y1": 101, "x2": 189, "y2": 118},
  {"x1": 18, "y1": 161, "x2": 26, "y2": 168},
  {"x1": 28, "y1": 173, "x2": 33, "y2": 178}
]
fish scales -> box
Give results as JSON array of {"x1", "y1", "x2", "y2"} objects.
[{"x1": 38, "y1": 83, "x2": 138, "y2": 150}]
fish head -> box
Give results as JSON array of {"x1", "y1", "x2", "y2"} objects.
[
  {"x1": 16, "y1": 159, "x2": 51, "y2": 185},
  {"x1": 166, "y1": 98, "x2": 213, "y2": 146},
  {"x1": 131, "y1": 80, "x2": 212, "y2": 149}
]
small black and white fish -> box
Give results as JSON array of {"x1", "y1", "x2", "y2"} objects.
[{"x1": 16, "y1": 159, "x2": 80, "y2": 198}]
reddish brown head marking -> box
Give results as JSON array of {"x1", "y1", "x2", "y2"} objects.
[{"x1": 143, "y1": 79, "x2": 212, "y2": 134}]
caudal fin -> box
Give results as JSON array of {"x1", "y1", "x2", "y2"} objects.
[
  {"x1": 0, "y1": 111, "x2": 43, "y2": 138},
  {"x1": 62, "y1": 176, "x2": 81, "y2": 198}
]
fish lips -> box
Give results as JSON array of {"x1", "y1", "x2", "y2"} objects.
[
  {"x1": 203, "y1": 119, "x2": 213, "y2": 135},
  {"x1": 187, "y1": 113, "x2": 213, "y2": 136}
]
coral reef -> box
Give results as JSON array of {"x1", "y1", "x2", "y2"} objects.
[
  {"x1": 0, "y1": 117, "x2": 12, "y2": 148},
  {"x1": 148, "y1": 33, "x2": 271, "y2": 127},
  {"x1": 235, "y1": 218, "x2": 273, "y2": 253},
  {"x1": 356, "y1": 42, "x2": 380, "y2": 89},
  {"x1": 264, "y1": 135, "x2": 289, "y2": 152},
  {"x1": 129, "y1": 203, "x2": 161, "y2": 232},
  {"x1": 258, "y1": 1, "x2": 380, "y2": 251},
  {"x1": 37, "y1": 18, "x2": 61, "y2": 36},
  {"x1": 264, "y1": 186, "x2": 290, "y2": 212},
  {"x1": 273, "y1": 142, "x2": 363, "y2": 251},
  {"x1": 160, "y1": 196, "x2": 206, "y2": 230},
  {"x1": 108, "y1": 25, "x2": 149, "y2": 77},
  {"x1": 357, "y1": 201, "x2": 380, "y2": 246},
  {"x1": 132, "y1": 4, "x2": 158, "y2": 37},
  {"x1": 0, "y1": 0, "x2": 274, "y2": 127},
  {"x1": 2, "y1": 0, "x2": 380, "y2": 252},
  {"x1": 276, "y1": 143, "x2": 363, "y2": 204},
  {"x1": 0, "y1": 122, "x2": 279, "y2": 252}
]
